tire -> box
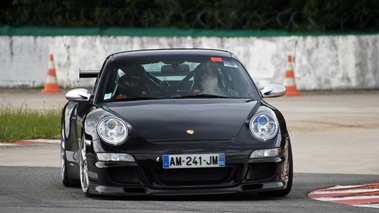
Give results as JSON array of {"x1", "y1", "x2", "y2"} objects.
[
  {"x1": 61, "y1": 144, "x2": 72, "y2": 187},
  {"x1": 79, "y1": 137, "x2": 92, "y2": 197},
  {"x1": 258, "y1": 142, "x2": 293, "y2": 197}
]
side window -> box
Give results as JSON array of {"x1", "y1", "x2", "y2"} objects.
[{"x1": 101, "y1": 67, "x2": 119, "y2": 101}]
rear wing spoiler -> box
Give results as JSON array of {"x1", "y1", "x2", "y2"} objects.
[{"x1": 77, "y1": 69, "x2": 99, "y2": 82}]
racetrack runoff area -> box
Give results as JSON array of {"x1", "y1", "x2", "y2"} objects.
[{"x1": 1, "y1": 88, "x2": 378, "y2": 175}]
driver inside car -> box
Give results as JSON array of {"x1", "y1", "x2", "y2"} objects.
[{"x1": 116, "y1": 65, "x2": 149, "y2": 99}]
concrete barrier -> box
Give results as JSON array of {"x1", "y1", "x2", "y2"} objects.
[{"x1": 1, "y1": 35, "x2": 378, "y2": 90}]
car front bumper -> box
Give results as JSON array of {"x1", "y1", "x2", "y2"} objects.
[{"x1": 85, "y1": 153, "x2": 291, "y2": 196}]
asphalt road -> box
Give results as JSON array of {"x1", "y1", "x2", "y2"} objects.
[
  {"x1": 1, "y1": 89, "x2": 379, "y2": 212},
  {"x1": 0, "y1": 165, "x2": 378, "y2": 213}
]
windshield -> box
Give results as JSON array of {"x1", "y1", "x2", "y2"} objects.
[{"x1": 98, "y1": 55, "x2": 259, "y2": 102}]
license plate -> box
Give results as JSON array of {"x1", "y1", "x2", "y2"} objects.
[{"x1": 162, "y1": 153, "x2": 225, "y2": 169}]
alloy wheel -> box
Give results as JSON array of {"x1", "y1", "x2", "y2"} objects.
[{"x1": 79, "y1": 142, "x2": 90, "y2": 194}]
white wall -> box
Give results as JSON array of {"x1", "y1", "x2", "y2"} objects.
[{"x1": 1, "y1": 35, "x2": 378, "y2": 90}]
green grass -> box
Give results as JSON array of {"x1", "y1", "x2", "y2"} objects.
[{"x1": 0, "y1": 106, "x2": 61, "y2": 142}]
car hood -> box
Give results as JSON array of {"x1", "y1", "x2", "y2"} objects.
[{"x1": 105, "y1": 99, "x2": 258, "y2": 141}]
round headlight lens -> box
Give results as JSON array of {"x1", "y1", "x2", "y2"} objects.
[
  {"x1": 249, "y1": 113, "x2": 278, "y2": 141},
  {"x1": 97, "y1": 118, "x2": 128, "y2": 145}
]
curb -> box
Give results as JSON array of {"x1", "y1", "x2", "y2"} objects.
[
  {"x1": 0, "y1": 139, "x2": 60, "y2": 146},
  {"x1": 308, "y1": 182, "x2": 379, "y2": 209}
]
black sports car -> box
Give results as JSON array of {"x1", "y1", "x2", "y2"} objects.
[{"x1": 61, "y1": 48, "x2": 293, "y2": 197}]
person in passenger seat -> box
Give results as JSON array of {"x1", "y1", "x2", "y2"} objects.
[{"x1": 193, "y1": 61, "x2": 226, "y2": 96}]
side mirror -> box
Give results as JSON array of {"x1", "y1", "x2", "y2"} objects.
[
  {"x1": 65, "y1": 88, "x2": 92, "y2": 102},
  {"x1": 260, "y1": 84, "x2": 287, "y2": 98}
]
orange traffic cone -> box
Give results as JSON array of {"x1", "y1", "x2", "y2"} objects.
[
  {"x1": 41, "y1": 54, "x2": 61, "y2": 93},
  {"x1": 284, "y1": 55, "x2": 300, "y2": 96}
]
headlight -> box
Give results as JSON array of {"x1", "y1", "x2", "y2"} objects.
[
  {"x1": 97, "y1": 117, "x2": 128, "y2": 145},
  {"x1": 249, "y1": 113, "x2": 279, "y2": 141}
]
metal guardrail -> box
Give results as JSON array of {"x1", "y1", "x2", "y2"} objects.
[{"x1": 1, "y1": 8, "x2": 378, "y2": 31}]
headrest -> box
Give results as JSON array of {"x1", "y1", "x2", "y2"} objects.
[{"x1": 161, "y1": 64, "x2": 190, "y2": 73}]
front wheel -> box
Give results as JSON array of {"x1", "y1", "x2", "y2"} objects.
[{"x1": 79, "y1": 138, "x2": 91, "y2": 196}]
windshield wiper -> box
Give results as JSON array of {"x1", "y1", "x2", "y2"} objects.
[
  {"x1": 114, "y1": 97, "x2": 159, "y2": 102},
  {"x1": 175, "y1": 94, "x2": 228, "y2": 99}
]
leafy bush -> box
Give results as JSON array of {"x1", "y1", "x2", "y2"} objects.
[{"x1": 1, "y1": 0, "x2": 379, "y2": 31}]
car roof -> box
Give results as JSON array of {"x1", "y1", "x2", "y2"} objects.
[{"x1": 108, "y1": 48, "x2": 236, "y2": 60}]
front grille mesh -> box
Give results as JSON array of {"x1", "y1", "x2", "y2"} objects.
[
  {"x1": 246, "y1": 163, "x2": 277, "y2": 181},
  {"x1": 107, "y1": 163, "x2": 277, "y2": 186},
  {"x1": 148, "y1": 165, "x2": 242, "y2": 186},
  {"x1": 107, "y1": 167, "x2": 140, "y2": 184}
]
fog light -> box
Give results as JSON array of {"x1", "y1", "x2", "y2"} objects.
[
  {"x1": 250, "y1": 148, "x2": 280, "y2": 158},
  {"x1": 97, "y1": 153, "x2": 135, "y2": 162}
]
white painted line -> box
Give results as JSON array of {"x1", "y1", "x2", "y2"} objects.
[
  {"x1": 0, "y1": 143, "x2": 17, "y2": 146},
  {"x1": 354, "y1": 204, "x2": 379, "y2": 209},
  {"x1": 24, "y1": 139, "x2": 60, "y2": 143},
  {"x1": 310, "y1": 188, "x2": 379, "y2": 194},
  {"x1": 314, "y1": 195, "x2": 379, "y2": 201}
]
